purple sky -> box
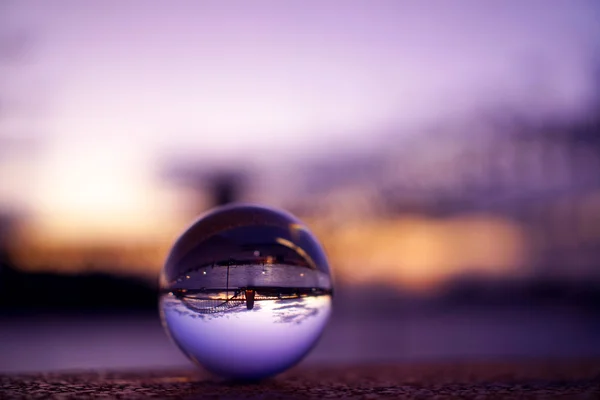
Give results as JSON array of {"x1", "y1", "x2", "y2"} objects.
[{"x1": 1, "y1": 0, "x2": 599, "y2": 239}]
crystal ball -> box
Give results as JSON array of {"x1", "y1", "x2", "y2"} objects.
[{"x1": 159, "y1": 204, "x2": 333, "y2": 380}]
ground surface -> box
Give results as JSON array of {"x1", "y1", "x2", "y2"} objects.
[{"x1": 1, "y1": 360, "x2": 599, "y2": 399}]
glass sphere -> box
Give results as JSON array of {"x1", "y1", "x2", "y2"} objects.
[{"x1": 159, "y1": 204, "x2": 333, "y2": 380}]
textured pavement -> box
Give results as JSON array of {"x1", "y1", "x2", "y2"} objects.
[{"x1": 1, "y1": 360, "x2": 599, "y2": 399}]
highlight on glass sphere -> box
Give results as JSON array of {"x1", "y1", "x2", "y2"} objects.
[{"x1": 159, "y1": 203, "x2": 333, "y2": 380}]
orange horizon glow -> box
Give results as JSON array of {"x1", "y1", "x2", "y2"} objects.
[{"x1": 8, "y1": 212, "x2": 530, "y2": 291}]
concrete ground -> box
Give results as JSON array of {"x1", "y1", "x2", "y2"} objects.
[{"x1": 1, "y1": 360, "x2": 599, "y2": 399}]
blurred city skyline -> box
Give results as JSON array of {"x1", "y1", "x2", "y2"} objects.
[{"x1": 1, "y1": 1, "x2": 600, "y2": 290}]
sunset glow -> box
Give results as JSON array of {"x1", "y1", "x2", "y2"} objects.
[{"x1": 1, "y1": 0, "x2": 599, "y2": 288}]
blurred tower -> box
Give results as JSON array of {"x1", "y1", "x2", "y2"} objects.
[
  {"x1": 163, "y1": 160, "x2": 248, "y2": 217},
  {"x1": 208, "y1": 171, "x2": 244, "y2": 207}
]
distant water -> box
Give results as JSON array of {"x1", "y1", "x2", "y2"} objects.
[{"x1": 1, "y1": 306, "x2": 599, "y2": 373}]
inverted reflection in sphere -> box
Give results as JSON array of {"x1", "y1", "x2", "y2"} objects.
[{"x1": 159, "y1": 204, "x2": 333, "y2": 380}]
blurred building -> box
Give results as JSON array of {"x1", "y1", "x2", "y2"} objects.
[{"x1": 292, "y1": 104, "x2": 600, "y2": 287}]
